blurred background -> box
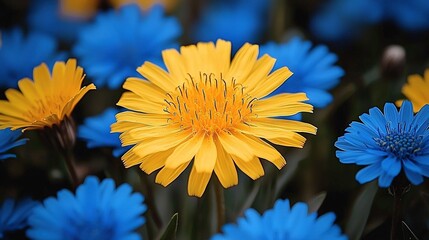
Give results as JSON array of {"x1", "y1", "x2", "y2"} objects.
[{"x1": 1, "y1": 0, "x2": 429, "y2": 239}]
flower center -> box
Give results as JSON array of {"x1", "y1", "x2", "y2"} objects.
[
  {"x1": 164, "y1": 73, "x2": 257, "y2": 135},
  {"x1": 375, "y1": 127, "x2": 423, "y2": 160}
]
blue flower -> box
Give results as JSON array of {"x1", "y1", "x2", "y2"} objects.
[
  {"x1": 0, "y1": 28, "x2": 65, "y2": 88},
  {"x1": 212, "y1": 199, "x2": 347, "y2": 240},
  {"x1": 0, "y1": 198, "x2": 39, "y2": 238},
  {"x1": 0, "y1": 128, "x2": 28, "y2": 160},
  {"x1": 335, "y1": 101, "x2": 429, "y2": 187},
  {"x1": 78, "y1": 108, "x2": 129, "y2": 157},
  {"x1": 192, "y1": 1, "x2": 269, "y2": 52},
  {"x1": 27, "y1": 176, "x2": 147, "y2": 240},
  {"x1": 27, "y1": 0, "x2": 89, "y2": 42},
  {"x1": 260, "y1": 37, "x2": 344, "y2": 109},
  {"x1": 73, "y1": 4, "x2": 182, "y2": 89},
  {"x1": 310, "y1": 0, "x2": 429, "y2": 42}
]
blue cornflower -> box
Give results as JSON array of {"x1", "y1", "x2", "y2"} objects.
[
  {"x1": 0, "y1": 198, "x2": 39, "y2": 238},
  {"x1": 27, "y1": 176, "x2": 147, "y2": 240},
  {"x1": 260, "y1": 37, "x2": 344, "y2": 109},
  {"x1": 310, "y1": 0, "x2": 429, "y2": 42},
  {"x1": 0, "y1": 28, "x2": 65, "y2": 88},
  {"x1": 335, "y1": 101, "x2": 429, "y2": 187},
  {"x1": 192, "y1": 1, "x2": 269, "y2": 52},
  {"x1": 73, "y1": 4, "x2": 182, "y2": 89},
  {"x1": 27, "y1": 0, "x2": 89, "y2": 42},
  {"x1": 78, "y1": 108, "x2": 129, "y2": 157},
  {"x1": 0, "y1": 128, "x2": 28, "y2": 160},
  {"x1": 212, "y1": 199, "x2": 347, "y2": 240}
]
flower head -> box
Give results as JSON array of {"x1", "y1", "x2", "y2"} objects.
[
  {"x1": 78, "y1": 108, "x2": 129, "y2": 157},
  {"x1": 109, "y1": 0, "x2": 179, "y2": 12},
  {"x1": 73, "y1": 4, "x2": 181, "y2": 89},
  {"x1": 260, "y1": 37, "x2": 344, "y2": 109},
  {"x1": 396, "y1": 69, "x2": 429, "y2": 112},
  {"x1": 28, "y1": 0, "x2": 89, "y2": 42},
  {"x1": 310, "y1": 0, "x2": 429, "y2": 42},
  {"x1": 112, "y1": 39, "x2": 316, "y2": 197},
  {"x1": 191, "y1": 3, "x2": 266, "y2": 53},
  {"x1": 335, "y1": 101, "x2": 429, "y2": 187},
  {"x1": 0, "y1": 198, "x2": 39, "y2": 238},
  {"x1": 27, "y1": 176, "x2": 147, "y2": 240},
  {"x1": 0, "y1": 28, "x2": 65, "y2": 88},
  {"x1": 59, "y1": 0, "x2": 99, "y2": 19},
  {"x1": 0, "y1": 59, "x2": 96, "y2": 131},
  {"x1": 211, "y1": 199, "x2": 347, "y2": 240},
  {"x1": 0, "y1": 128, "x2": 28, "y2": 160}
]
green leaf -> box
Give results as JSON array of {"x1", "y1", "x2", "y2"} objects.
[
  {"x1": 158, "y1": 213, "x2": 179, "y2": 240},
  {"x1": 345, "y1": 181, "x2": 378, "y2": 240},
  {"x1": 307, "y1": 191, "x2": 327, "y2": 213}
]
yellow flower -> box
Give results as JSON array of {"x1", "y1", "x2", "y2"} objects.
[
  {"x1": 60, "y1": 0, "x2": 99, "y2": 19},
  {"x1": 112, "y1": 40, "x2": 316, "y2": 197},
  {"x1": 0, "y1": 59, "x2": 96, "y2": 131},
  {"x1": 109, "y1": 0, "x2": 179, "y2": 12},
  {"x1": 396, "y1": 69, "x2": 429, "y2": 112}
]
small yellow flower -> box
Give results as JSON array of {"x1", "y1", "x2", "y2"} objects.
[
  {"x1": 109, "y1": 0, "x2": 179, "y2": 12},
  {"x1": 60, "y1": 0, "x2": 99, "y2": 19},
  {"x1": 112, "y1": 40, "x2": 316, "y2": 197},
  {"x1": 0, "y1": 59, "x2": 96, "y2": 131},
  {"x1": 396, "y1": 69, "x2": 429, "y2": 112}
]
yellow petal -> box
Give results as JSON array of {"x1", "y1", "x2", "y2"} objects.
[
  {"x1": 132, "y1": 130, "x2": 192, "y2": 157},
  {"x1": 217, "y1": 131, "x2": 254, "y2": 162},
  {"x1": 250, "y1": 118, "x2": 317, "y2": 134},
  {"x1": 123, "y1": 77, "x2": 166, "y2": 102},
  {"x1": 162, "y1": 49, "x2": 187, "y2": 82},
  {"x1": 155, "y1": 162, "x2": 190, "y2": 186},
  {"x1": 242, "y1": 54, "x2": 276, "y2": 90},
  {"x1": 194, "y1": 134, "x2": 217, "y2": 172},
  {"x1": 139, "y1": 148, "x2": 173, "y2": 174},
  {"x1": 213, "y1": 137, "x2": 238, "y2": 188},
  {"x1": 137, "y1": 62, "x2": 176, "y2": 92},
  {"x1": 238, "y1": 133, "x2": 286, "y2": 169},
  {"x1": 226, "y1": 43, "x2": 258, "y2": 83},
  {"x1": 248, "y1": 67, "x2": 293, "y2": 98},
  {"x1": 117, "y1": 92, "x2": 165, "y2": 114},
  {"x1": 232, "y1": 155, "x2": 264, "y2": 180},
  {"x1": 164, "y1": 132, "x2": 204, "y2": 168},
  {"x1": 188, "y1": 165, "x2": 212, "y2": 197}
]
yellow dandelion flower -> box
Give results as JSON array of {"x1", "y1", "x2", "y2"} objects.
[
  {"x1": 109, "y1": 0, "x2": 179, "y2": 12},
  {"x1": 0, "y1": 59, "x2": 96, "y2": 131},
  {"x1": 60, "y1": 0, "x2": 99, "y2": 19},
  {"x1": 112, "y1": 40, "x2": 317, "y2": 197},
  {"x1": 396, "y1": 69, "x2": 429, "y2": 112}
]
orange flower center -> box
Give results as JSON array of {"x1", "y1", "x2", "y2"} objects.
[{"x1": 164, "y1": 73, "x2": 257, "y2": 135}]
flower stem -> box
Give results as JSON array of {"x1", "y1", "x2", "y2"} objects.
[
  {"x1": 214, "y1": 179, "x2": 225, "y2": 233},
  {"x1": 139, "y1": 174, "x2": 163, "y2": 229},
  {"x1": 389, "y1": 174, "x2": 410, "y2": 240},
  {"x1": 63, "y1": 149, "x2": 79, "y2": 189}
]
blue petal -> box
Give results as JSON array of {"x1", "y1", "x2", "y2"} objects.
[{"x1": 356, "y1": 163, "x2": 382, "y2": 183}]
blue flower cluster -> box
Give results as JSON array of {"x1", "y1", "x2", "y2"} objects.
[
  {"x1": 27, "y1": 0, "x2": 89, "y2": 42},
  {"x1": 78, "y1": 108, "x2": 129, "y2": 157},
  {"x1": 311, "y1": 0, "x2": 429, "y2": 42},
  {"x1": 212, "y1": 199, "x2": 347, "y2": 240},
  {"x1": 260, "y1": 37, "x2": 344, "y2": 110},
  {"x1": 27, "y1": 176, "x2": 147, "y2": 240},
  {"x1": 0, "y1": 128, "x2": 28, "y2": 160},
  {"x1": 0, "y1": 198, "x2": 39, "y2": 238},
  {"x1": 73, "y1": 4, "x2": 182, "y2": 89},
  {"x1": 192, "y1": 0, "x2": 271, "y2": 52},
  {"x1": 0, "y1": 28, "x2": 65, "y2": 88},
  {"x1": 336, "y1": 101, "x2": 429, "y2": 187}
]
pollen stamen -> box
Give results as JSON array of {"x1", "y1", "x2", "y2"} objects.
[{"x1": 164, "y1": 72, "x2": 257, "y2": 135}]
